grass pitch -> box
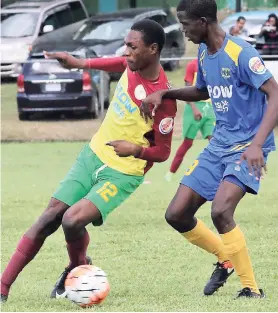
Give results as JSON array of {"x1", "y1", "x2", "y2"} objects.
[{"x1": 1, "y1": 140, "x2": 278, "y2": 312}]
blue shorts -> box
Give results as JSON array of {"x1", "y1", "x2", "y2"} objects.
[{"x1": 181, "y1": 143, "x2": 269, "y2": 201}]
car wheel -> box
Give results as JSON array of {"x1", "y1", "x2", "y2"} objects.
[
  {"x1": 90, "y1": 93, "x2": 100, "y2": 119},
  {"x1": 166, "y1": 46, "x2": 180, "y2": 72},
  {"x1": 18, "y1": 112, "x2": 29, "y2": 121}
]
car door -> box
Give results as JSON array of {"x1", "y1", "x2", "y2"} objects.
[
  {"x1": 40, "y1": 4, "x2": 74, "y2": 35},
  {"x1": 68, "y1": 0, "x2": 88, "y2": 23}
]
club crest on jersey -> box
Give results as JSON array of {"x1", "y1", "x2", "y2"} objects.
[
  {"x1": 159, "y1": 117, "x2": 174, "y2": 134},
  {"x1": 221, "y1": 68, "x2": 231, "y2": 79},
  {"x1": 134, "y1": 84, "x2": 147, "y2": 100},
  {"x1": 249, "y1": 57, "x2": 266, "y2": 74}
]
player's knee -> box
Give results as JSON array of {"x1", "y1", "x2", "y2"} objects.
[
  {"x1": 165, "y1": 206, "x2": 192, "y2": 231},
  {"x1": 35, "y1": 203, "x2": 67, "y2": 237},
  {"x1": 62, "y1": 211, "x2": 81, "y2": 231},
  {"x1": 165, "y1": 209, "x2": 176, "y2": 226},
  {"x1": 211, "y1": 197, "x2": 234, "y2": 227}
]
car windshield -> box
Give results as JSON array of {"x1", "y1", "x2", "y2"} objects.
[
  {"x1": 73, "y1": 19, "x2": 133, "y2": 41},
  {"x1": 1, "y1": 12, "x2": 39, "y2": 38}
]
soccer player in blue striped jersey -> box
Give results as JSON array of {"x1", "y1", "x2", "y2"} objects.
[{"x1": 141, "y1": 0, "x2": 278, "y2": 299}]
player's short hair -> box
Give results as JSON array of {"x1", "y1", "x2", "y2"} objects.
[
  {"x1": 237, "y1": 16, "x2": 246, "y2": 22},
  {"x1": 177, "y1": 0, "x2": 217, "y2": 23},
  {"x1": 131, "y1": 19, "x2": 165, "y2": 53}
]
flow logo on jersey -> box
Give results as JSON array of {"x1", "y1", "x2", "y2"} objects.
[
  {"x1": 116, "y1": 83, "x2": 137, "y2": 113},
  {"x1": 112, "y1": 82, "x2": 137, "y2": 118},
  {"x1": 207, "y1": 85, "x2": 233, "y2": 99}
]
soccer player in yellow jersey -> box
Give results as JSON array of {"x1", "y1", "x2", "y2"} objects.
[{"x1": 0, "y1": 20, "x2": 176, "y2": 302}]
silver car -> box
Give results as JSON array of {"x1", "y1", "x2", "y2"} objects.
[{"x1": 0, "y1": 0, "x2": 89, "y2": 78}]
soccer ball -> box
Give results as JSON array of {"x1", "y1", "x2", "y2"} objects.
[{"x1": 65, "y1": 265, "x2": 110, "y2": 307}]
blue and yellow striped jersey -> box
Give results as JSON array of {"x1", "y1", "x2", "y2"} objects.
[{"x1": 196, "y1": 34, "x2": 275, "y2": 151}]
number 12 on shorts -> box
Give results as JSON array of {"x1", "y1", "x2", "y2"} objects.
[
  {"x1": 96, "y1": 182, "x2": 118, "y2": 202},
  {"x1": 184, "y1": 160, "x2": 199, "y2": 176}
]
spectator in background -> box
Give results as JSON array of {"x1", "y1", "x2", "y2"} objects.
[
  {"x1": 229, "y1": 16, "x2": 249, "y2": 37},
  {"x1": 259, "y1": 13, "x2": 278, "y2": 55}
]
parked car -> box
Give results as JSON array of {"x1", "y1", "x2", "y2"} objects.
[
  {"x1": 73, "y1": 7, "x2": 185, "y2": 75},
  {"x1": 17, "y1": 45, "x2": 110, "y2": 120},
  {"x1": 33, "y1": 6, "x2": 185, "y2": 81},
  {"x1": 0, "y1": 0, "x2": 89, "y2": 78},
  {"x1": 220, "y1": 10, "x2": 278, "y2": 53}
]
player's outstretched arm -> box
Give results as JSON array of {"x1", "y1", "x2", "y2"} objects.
[
  {"x1": 44, "y1": 51, "x2": 86, "y2": 69},
  {"x1": 44, "y1": 51, "x2": 126, "y2": 73},
  {"x1": 140, "y1": 86, "x2": 209, "y2": 121}
]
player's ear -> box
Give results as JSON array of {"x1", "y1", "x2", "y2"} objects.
[
  {"x1": 150, "y1": 43, "x2": 159, "y2": 55},
  {"x1": 200, "y1": 17, "x2": 208, "y2": 26}
]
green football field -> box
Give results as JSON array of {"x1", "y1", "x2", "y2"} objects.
[{"x1": 1, "y1": 140, "x2": 278, "y2": 312}]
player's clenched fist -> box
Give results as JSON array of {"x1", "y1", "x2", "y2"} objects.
[
  {"x1": 106, "y1": 140, "x2": 142, "y2": 157},
  {"x1": 43, "y1": 51, "x2": 86, "y2": 69}
]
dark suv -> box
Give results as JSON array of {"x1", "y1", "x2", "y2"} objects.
[{"x1": 72, "y1": 7, "x2": 185, "y2": 74}]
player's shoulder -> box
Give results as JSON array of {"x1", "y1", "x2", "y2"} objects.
[
  {"x1": 157, "y1": 69, "x2": 177, "y2": 114},
  {"x1": 157, "y1": 67, "x2": 174, "y2": 90},
  {"x1": 223, "y1": 35, "x2": 259, "y2": 67},
  {"x1": 227, "y1": 35, "x2": 251, "y2": 48}
]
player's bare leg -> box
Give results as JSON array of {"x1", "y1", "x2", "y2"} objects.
[
  {"x1": 51, "y1": 199, "x2": 101, "y2": 298},
  {"x1": 165, "y1": 185, "x2": 206, "y2": 232},
  {"x1": 165, "y1": 185, "x2": 233, "y2": 294},
  {"x1": 211, "y1": 180, "x2": 265, "y2": 298},
  {"x1": 1, "y1": 198, "x2": 69, "y2": 302}
]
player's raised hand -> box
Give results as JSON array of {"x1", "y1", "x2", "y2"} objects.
[
  {"x1": 43, "y1": 51, "x2": 84, "y2": 69},
  {"x1": 238, "y1": 144, "x2": 267, "y2": 179},
  {"x1": 106, "y1": 140, "x2": 142, "y2": 157},
  {"x1": 140, "y1": 90, "x2": 167, "y2": 123}
]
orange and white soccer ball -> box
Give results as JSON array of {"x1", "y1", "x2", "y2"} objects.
[{"x1": 65, "y1": 265, "x2": 110, "y2": 307}]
